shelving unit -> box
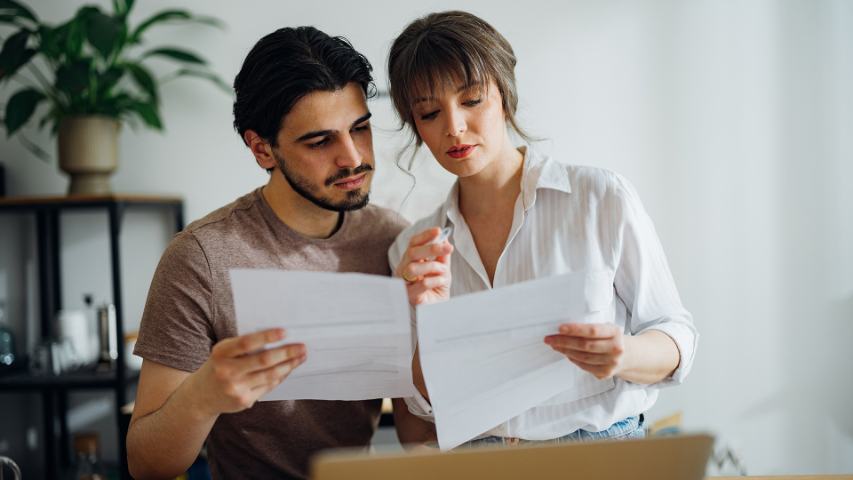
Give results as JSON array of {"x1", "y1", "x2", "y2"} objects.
[{"x1": 0, "y1": 194, "x2": 184, "y2": 480}]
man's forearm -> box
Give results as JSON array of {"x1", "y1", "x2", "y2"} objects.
[
  {"x1": 617, "y1": 330, "x2": 680, "y2": 384},
  {"x1": 128, "y1": 374, "x2": 219, "y2": 479}
]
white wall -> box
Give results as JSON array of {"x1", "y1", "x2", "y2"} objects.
[{"x1": 1, "y1": 0, "x2": 851, "y2": 476}]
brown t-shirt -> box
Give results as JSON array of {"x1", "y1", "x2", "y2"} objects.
[{"x1": 134, "y1": 188, "x2": 408, "y2": 479}]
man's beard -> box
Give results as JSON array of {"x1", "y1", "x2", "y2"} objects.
[{"x1": 273, "y1": 151, "x2": 372, "y2": 212}]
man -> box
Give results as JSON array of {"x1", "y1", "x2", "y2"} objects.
[{"x1": 127, "y1": 26, "x2": 427, "y2": 479}]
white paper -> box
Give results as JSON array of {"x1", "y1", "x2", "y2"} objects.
[
  {"x1": 229, "y1": 269, "x2": 417, "y2": 401},
  {"x1": 416, "y1": 272, "x2": 618, "y2": 450}
]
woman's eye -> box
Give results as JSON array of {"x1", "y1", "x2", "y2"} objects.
[
  {"x1": 463, "y1": 98, "x2": 482, "y2": 107},
  {"x1": 419, "y1": 110, "x2": 439, "y2": 121},
  {"x1": 353, "y1": 123, "x2": 370, "y2": 132}
]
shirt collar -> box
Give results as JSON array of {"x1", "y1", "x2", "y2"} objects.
[
  {"x1": 441, "y1": 144, "x2": 572, "y2": 226},
  {"x1": 518, "y1": 145, "x2": 572, "y2": 210}
]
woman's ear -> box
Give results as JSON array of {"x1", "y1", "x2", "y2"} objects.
[{"x1": 244, "y1": 130, "x2": 276, "y2": 170}]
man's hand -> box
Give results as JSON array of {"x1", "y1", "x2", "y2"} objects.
[
  {"x1": 395, "y1": 227, "x2": 453, "y2": 306},
  {"x1": 190, "y1": 328, "x2": 306, "y2": 416},
  {"x1": 544, "y1": 323, "x2": 625, "y2": 380}
]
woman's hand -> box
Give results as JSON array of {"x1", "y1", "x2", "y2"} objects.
[
  {"x1": 395, "y1": 227, "x2": 453, "y2": 306},
  {"x1": 544, "y1": 323, "x2": 626, "y2": 380}
]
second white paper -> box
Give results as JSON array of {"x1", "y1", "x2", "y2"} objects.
[
  {"x1": 417, "y1": 271, "x2": 618, "y2": 450},
  {"x1": 230, "y1": 269, "x2": 417, "y2": 401}
]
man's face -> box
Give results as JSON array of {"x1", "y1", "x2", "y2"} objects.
[{"x1": 273, "y1": 82, "x2": 374, "y2": 212}]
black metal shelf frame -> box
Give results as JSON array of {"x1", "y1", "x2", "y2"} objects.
[{"x1": 0, "y1": 196, "x2": 184, "y2": 480}]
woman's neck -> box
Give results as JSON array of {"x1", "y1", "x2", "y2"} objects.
[{"x1": 458, "y1": 143, "x2": 524, "y2": 219}]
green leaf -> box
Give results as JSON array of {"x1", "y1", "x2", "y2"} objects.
[
  {"x1": 0, "y1": 29, "x2": 32, "y2": 80},
  {"x1": 142, "y1": 47, "x2": 206, "y2": 65},
  {"x1": 0, "y1": 0, "x2": 37, "y2": 23},
  {"x1": 55, "y1": 59, "x2": 91, "y2": 95},
  {"x1": 5, "y1": 88, "x2": 45, "y2": 135},
  {"x1": 167, "y1": 68, "x2": 231, "y2": 94},
  {"x1": 113, "y1": 0, "x2": 135, "y2": 18},
  {"x1": 130, "y1": 9, "x2": 222, "y2": 44},
  {"x1": 38, "y1": 24, "x2": 65, "y2": 60},
  {"x1": 125, "y1": 62, "x2": 158, "y2": 101},
  {"x1": 97, "y1": 66, "x2": 124, "y2": 95},
  {"x1": 86, "y1": 10, "x2": 123, "y2": 60},
  {"x1": 0, "y1": 13, "x2": 28, "y2": 26},
  {"x1": 128, "y1": 100, "x2": 162, "y2": 129},
  {"x1": 65, "y1": 16, "x2": 86, "y2": 58}
]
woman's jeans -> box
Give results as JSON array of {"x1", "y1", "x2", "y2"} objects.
[{"x1": 463, "y1": 414, "x2": 645, "y2": 448}]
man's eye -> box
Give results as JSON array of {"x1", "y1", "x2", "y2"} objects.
[
  {"x1": 463, "y1": 98, "x2": 482, "y2": 107},
  {"x1": 419, "y1": 110, "x2": 439, "y2": 121},
  {"x1": 353, "y1": 123, "x2": 370, "y2": 132},
  {"x1": 309, "y1": 138, "x2": 330, "y2": 148}
]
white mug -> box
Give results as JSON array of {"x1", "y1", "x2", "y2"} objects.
[{"x1": 56, "y1": 309, "x2": 94, "y2": 365}]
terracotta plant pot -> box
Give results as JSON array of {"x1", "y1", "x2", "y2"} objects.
[{"x1": 57, "y1": 116, "x2": 121, "y2": 195}]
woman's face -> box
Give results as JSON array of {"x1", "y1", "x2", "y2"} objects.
[{"x1": 411, "y1": 78, "x2": 510, "y2": 178}]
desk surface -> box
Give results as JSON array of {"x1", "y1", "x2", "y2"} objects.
[{"x1": 712, "y1": 476, "x2": 853, "y2": 479}]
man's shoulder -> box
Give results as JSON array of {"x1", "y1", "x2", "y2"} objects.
[{"x1": 184, "y1": 189, "x2": 263, "y2": 239}]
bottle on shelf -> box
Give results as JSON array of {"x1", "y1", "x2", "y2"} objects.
[
  {"x1": 96, "y1": 303, "x2": 117, "y2": 370},
  {"x1": 0, "y1": 300, "x2": 18, "y2": 372},
  {"x1": 71, "y1": 432, "x2": 107, "y2": 480}
]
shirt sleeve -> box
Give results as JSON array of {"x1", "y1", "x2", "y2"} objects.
[
  {"x1": 610, "y1": 174, "x2": 699, "y2": 386},
  {"x1": 389, "y1": 227, "x2": 438, "y2": 421},
  {"x1": 134, "y1": 231, "x2": 215, "y2": 373}
]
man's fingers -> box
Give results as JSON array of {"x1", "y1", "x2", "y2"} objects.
[
  {"x1": 236, "y1": 343, "x2": 307, "y2": 373},
  {"x1": 213, "y1": 328, "x2": 285, "y2": 358},
  {"x1": 247, "y1": 355, "x2": 307, "y2": 389},
  {"x1": 558, "y1": 323, "x2": 618, "y2": 339}
]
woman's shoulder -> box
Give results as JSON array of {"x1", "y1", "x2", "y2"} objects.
[{"x1": 561, "y1": 163, "x2": 635, "y2": 199}]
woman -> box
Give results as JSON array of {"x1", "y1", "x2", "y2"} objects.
[{"x1": 387, "y1": 11, "x2": 697, "y2": 447}]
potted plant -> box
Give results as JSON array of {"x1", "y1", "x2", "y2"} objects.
[{"x1": 0, "y1": 0, "x2": 227, "y2": 195}]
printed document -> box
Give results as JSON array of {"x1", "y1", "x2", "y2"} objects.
[
  {"x1": 230, "y1": 269, "x2": 417, "y2": 401},
  {"x1": 417, "y1": 272, "x2": 617, "y2": 449}
]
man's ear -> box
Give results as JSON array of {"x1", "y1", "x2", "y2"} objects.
[{"x1": 244, "y1": 130, "x2": 277, "y2": 170}]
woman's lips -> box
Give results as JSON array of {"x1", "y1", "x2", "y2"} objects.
[
  {"x1": 333, "y1": 173, "x2": 367, "y2": 190},
  {"x1": 446, "y1": 144, "x2": 476, "y2": 159}
]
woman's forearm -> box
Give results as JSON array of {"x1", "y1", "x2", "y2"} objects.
[{"x1": 617, "y1": 330, "x2": 680, "y2": 384}]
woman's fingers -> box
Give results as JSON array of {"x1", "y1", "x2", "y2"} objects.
[
  {"x1": 407, "y1": 227, "x2": 442, "y2": 248},
  {"x1": 544, "y1": 335, "x2": 622, "y2": 355},
  {"x1": 407, "y1": 241, "x2": 453, "y2": 264},
  {"x1": 401, "y1": 260, "x2": 449, "y2": 281}
]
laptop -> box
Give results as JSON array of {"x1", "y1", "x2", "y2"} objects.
[{"x1": 311, "y1": 433, "x2": 714, "y2": 480}]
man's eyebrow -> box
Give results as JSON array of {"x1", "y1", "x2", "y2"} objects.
[
  {"x1": 412, "y1": 82, "x2": 481, "y2": 105},
  {"x1": 294, "y1": 112, "x2": 372, "y2": 142}
]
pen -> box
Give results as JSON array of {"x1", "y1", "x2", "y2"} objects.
[{"x1": 434, "y1": 225, "x2": 453, "y2": 245}]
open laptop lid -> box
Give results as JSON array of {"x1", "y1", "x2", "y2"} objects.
[{"x1": 312, "y1": 433, "x2": 714, "y2": 480}]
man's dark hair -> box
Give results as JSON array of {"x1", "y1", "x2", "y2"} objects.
[{"x1": 233, "y1": 26, "x2": 375, "y2": 146}]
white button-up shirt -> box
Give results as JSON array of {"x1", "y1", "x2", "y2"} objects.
[{"x1": 388, "y1": 146, "x2": 698, "y2": 440}]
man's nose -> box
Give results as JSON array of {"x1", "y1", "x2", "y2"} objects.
[{"x1": 336, "y1": 134, "x2": 363, "y2": 169}]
